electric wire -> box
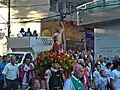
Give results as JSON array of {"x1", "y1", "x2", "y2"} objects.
[
  {"x1": 19, "y1": 2, "x2": 120, "y2": 23},
  {"x1": 0, "y1": 1, "x2": 120, "y2": 24}
]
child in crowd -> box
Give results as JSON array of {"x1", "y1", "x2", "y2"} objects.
[
  {"x1": 93, "y1": 63, "x2": 101, "y2": 90},
  {"x1": 98, "y1": 70, "x2": 109, "y2": 90}
]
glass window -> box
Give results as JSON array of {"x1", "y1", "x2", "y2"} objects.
[
  {"x1": 66, "y1": 0, "x2": 71, "y2": 12},
  {"x1": 86, "y1": 0, "x2": 120, "y2": 13},
  {"x1": 50, "y1": 0, "x2": 66, "y2": 13},
  {"x1": 50, "y1": 0, "x2": 58, "y2": 12},
  {"x1": 58, "y1": 2, "x2": 63, "y2": 12},
  {"x1": 71, "y1": 4, "x2": 77, "y2": 12},
  {"x1": 0, "y1": 0, "x2": 7, "y2": 4}
]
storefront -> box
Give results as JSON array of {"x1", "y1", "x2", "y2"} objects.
[{"x1": 41, "y1": 20, "x2": 86, "y2": 50}]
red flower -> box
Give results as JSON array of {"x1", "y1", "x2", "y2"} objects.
[
  {"x1": 36, "y1": 58, "x2": 40, "y2": 61},
  {"x1": 40, "y1": 52, "x2": 44, "y2": 56},
  {"x1": 60, "y1": 52, "x2": 64, "y2": 56},
  {"x1": 54, "y1": 56, "x2": 58, "y2": 60},
  {"x1": 48, "y1": 57, "x2": 51, "y2": 62},
  {"x1": 35, "y1": 51, "x2": 74, "y2": 72}
]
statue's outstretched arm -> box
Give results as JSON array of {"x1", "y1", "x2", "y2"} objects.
[{"x1": 59, "y1": 21, "x2": 64, "y2": 35}]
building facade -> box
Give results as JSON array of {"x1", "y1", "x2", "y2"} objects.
[
  {"x1": 77, "y1": 0, "x2": 120, "y2": 58},
  {"x1": 0, "y1": 0, "x2": 93, "y2": 55},
  {"x1": 0, "y1": 0, "x2": 93, "y2": 35}
]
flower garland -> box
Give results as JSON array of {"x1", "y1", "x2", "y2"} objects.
[{"x1": 35, "y1": 51, "x2": 74, "y2": 72}]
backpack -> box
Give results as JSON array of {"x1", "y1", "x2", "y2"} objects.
[{"x1": 49, "y1": 69, "x2": 63, "y2": 90}]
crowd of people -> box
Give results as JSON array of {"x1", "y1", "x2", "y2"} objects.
[
  {"x1": 0, "y1": 21, "x2": 120, "y2": 90},
  {"x1": 93, "y1": 55, "x2": 120, "y2": 90},
  {"x1": 63, "y1": 50, "x2": 120, "y2": 90},
  {"x1": 0, "y1": 55, "x2": 40, "y2": 90},
  {"x1": 18, "y1": 28, "x2": 38, "y2": 37},
  {"x1": 0, "y1": 50, "x2": 120, "y2": 90}
]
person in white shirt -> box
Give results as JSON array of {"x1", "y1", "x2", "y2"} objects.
[
  {"x1": 110, "y1": 60, "x2": 120, "y2": 90},
  {"x1": 2, "y1": 55, "x2": 19, "y2": 90},
  {"x1": 63, "y1": 63, "x2": 84, "y2": 90},
  {"x1": 98, "y1": 70, "x2": 109, "y2": 90},
  {"x1": 18, "y1": 28, "x2": 25, "y2": 37},
  {"x1": 98, "y1": 59, "x2": 106, "y2": 70},
  {"x1": 93, "y1": 63, "x2": 101, "y2": 90},
  {"x1": 104, "y1": 62, "x2": 113, "y2": 83},
  {"x1": 19, "y1": 58, "x2": 34, "y2": 90}
]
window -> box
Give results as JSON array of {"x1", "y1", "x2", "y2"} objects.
[
  {"x1": 58, "y1": 2, "x2": 63, "y2": 12},
  {"x1": 71, "y1": 4, "x2": 77, "y2": 12},
  {"x1": 0, "y1": 0, "x2": 7, "y2": 4},
  {"x1": 50, "y1": 0, "x2": 65, "y2": 13},
  {"x1": 65, "y1": 0, "x2": 71, "y2": 13},
  {"x1": 50, "y1": 0, "x2": 58, "y2": 12}
]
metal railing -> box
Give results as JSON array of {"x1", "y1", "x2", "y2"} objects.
[
  {"x1": 77, "y1": 0, "x2": 120, "y2": 13},
  {"x1": 8, "y1": 37, "x2": 52, "y2": 46}
]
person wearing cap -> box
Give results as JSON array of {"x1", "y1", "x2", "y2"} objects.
[
  {"x1": 2, "y1": 55, "x2": 19, "y2": 90},
  {"x1": 63, "y1": 63, "x2": 85, "y2": 90}
]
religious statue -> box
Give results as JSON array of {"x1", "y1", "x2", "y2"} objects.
[{"x1": 52, "y1": 22, "x2": 64, "y2": 52}]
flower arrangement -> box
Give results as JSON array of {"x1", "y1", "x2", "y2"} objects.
[{"x1": 35, "y1": 51, "x2": 74, "y2": 72}]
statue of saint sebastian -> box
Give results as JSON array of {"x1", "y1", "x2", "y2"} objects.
[{"x1": 52, "y1": 22, "x2": 64, "y2": 52}]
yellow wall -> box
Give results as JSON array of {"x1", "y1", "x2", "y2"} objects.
[{"x1": 41, "y1": 20, "x2": 83, "y2": 40}]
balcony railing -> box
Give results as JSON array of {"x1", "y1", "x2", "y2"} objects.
[
  {"x1": 77, "y1": 0, "x2": 120, "y2": 13},
  {"x1": 8, "y1": 37, "x2": 52, "y2": 52}
]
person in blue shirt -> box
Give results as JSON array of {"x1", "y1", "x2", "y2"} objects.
[
  {"x1": 0, "y1": 55, "x2": 7, "y2": 90},
  {"x1": 0, "y1": 55, "x2": 2, "y2": 62},
  {"x1": 98, "y1": 70, "x2": 109, "y2": 90}
]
